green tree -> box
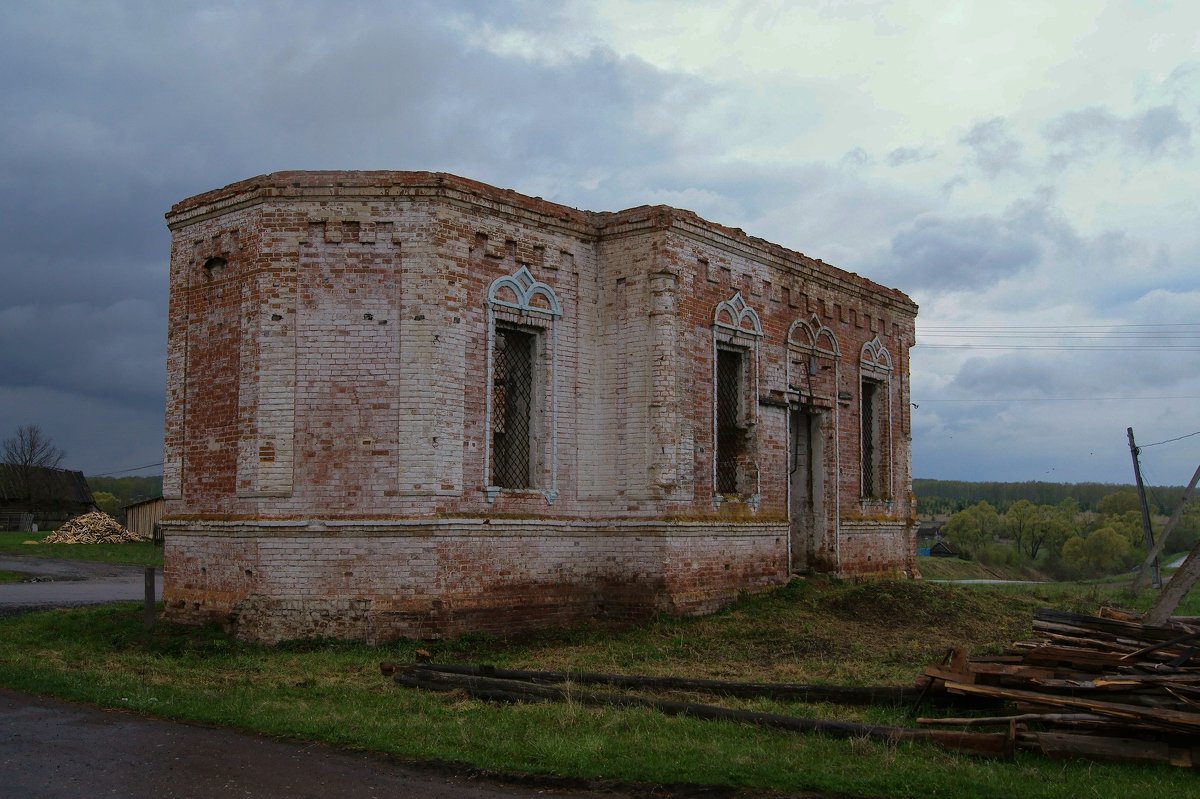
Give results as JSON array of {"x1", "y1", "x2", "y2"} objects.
[
  {"x1": 1098, "y1": 489, "x2": 1141, "y2": 516},
  {"x1": 1004, "y1": 500, "x2": 1037, "y2": 557},
  {"x1": 1062, "y1": 526, "x2": 1135, "y2": 576},
  {"x1": 93, "y1": 491, "x2": 119, "y2": 517},
  {"x1": 1004, "y1": 500, "x2": 1074, "y2": 560},
  {"x1": 943, "y1": 501, "x2": 1001, "y2": 560}
]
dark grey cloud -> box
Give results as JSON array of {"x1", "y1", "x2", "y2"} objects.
[
  {"x1": 0, "y1": 300, "x2": 165, "y2": 409},
  {"x1": 960, "y1": 117, "x2": 1024, "y2": 176},
  {"x1": 1044, "y1": 104, "x2": 1191, "y2": 165},
  {"x1": 0, "y1": 1, "x2": 714, "y2": 473},
  {"x1": 1126, "y1": 105, "x2": 1191, "y2": 157},
  {"x1": 868, "y1": 209, "x2": 1042, "y2": 291},
  {"x1": 885, "y1": 146, "x2": 936, "y2": 167},
  {"x1": 840, "y1": 147, "x2": 872, "y2": 167}
]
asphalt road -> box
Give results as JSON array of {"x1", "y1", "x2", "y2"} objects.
[
  {"x1": 0, "y1": 557, "x2": 811, "y2": 799},
  {"x1": 0, "y1": 554, "x2": 162, "y2": 617},
  {"x1": 0, "y1": 689, "x2": 664, "y2": 799}
]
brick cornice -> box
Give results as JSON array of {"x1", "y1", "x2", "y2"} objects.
[{"x1": 165, "y1": 170, "x2": 916, "y2": 315}]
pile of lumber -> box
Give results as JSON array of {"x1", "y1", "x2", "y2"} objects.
[
  {"x1": 41, "y1": 512, "x2": 147, "y2": 544},
  {"x1": 919, "y1": 608, "x2": 1200, "y2": 767}
]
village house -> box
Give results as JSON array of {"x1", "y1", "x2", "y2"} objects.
[{"x1": 162, "y1": 171, "x2": 918, "y2": 643}]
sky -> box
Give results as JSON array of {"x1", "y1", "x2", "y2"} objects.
[{"x1": 0, "y1": 0, "x2": 1197, "y2": 486}]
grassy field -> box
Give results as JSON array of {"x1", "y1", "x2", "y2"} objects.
[
  {"x1": 0, "y1": 531, "x2": 162, "y2": 566},
  {"x1": 0, "y1": 569, "x2": 31, "y2": 583},
  {"x1": 1, "y1": 577, "x2": 1197, "y2": 798}
]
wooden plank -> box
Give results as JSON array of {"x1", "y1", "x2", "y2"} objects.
[
  {"x1": 393, "y1": 668, "x2": 1014, "y2": 758},
  {"x1": 944, "y1": 681, "x2": 1200, "y2": 732},
  {"x1": 917, "y1": 712, "x2": 1105, "y2": 727},
  {"x1": 1147, "y1": 538, "x2": 1200, "y2": 626},
  {"x1": 403, "y1": 662, "x2": 924, "y2": 705},
  {"x1": 1032, "y1": 732, "x2": 1173, "y2": 766}
]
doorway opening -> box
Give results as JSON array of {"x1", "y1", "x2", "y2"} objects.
[{"x1": 789, "y1": 407, "x2": 825, "y2": 573}]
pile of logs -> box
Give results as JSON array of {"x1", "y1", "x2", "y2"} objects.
[
  {"x1": 41, "y1": 512, "x2": 147, "y2": 544},
  {"x1": 918, "y1": 608, "x2": 1200, "y2": 767}
]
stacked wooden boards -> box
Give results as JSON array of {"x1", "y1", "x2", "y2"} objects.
[{"x1": 918, "y1": 608, "x2": 1200, "y2": 766}]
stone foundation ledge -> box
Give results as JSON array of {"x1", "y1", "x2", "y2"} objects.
[{"x1": 160, "y1": 517, "x2": 790, "y2": 538}]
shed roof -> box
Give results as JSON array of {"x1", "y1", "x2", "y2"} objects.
[{"x1": 0, "y1": 465, "x2": 94, "y2": 507}]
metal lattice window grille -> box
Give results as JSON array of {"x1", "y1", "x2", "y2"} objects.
[
  {"x1": 716, "y1": 348, "x2": 747, "y2": 495},
  {"x1": 860, "y1": 378, "x2": 881, "y2": 497},
  {"x1": 492, "y1": 327, "x2": 536, "y2": 489}
]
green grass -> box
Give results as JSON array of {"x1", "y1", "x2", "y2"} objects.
[
  {"x1": 0, "y1": 531, "x2": 162, "y2": 567},
  {"x1": 1, "y1": 578, "x2": 1197, "y2": 797},
  {"x1": 0, "y1": 569, "x2": 32, "y2": 583}
]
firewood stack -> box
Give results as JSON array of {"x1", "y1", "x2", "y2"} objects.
[
  {"x1": 919, "y1": 607, "x2": 1200, "y2": 767},
  {"x1": 41, "y1": 511, "x2": 148, "y2": 544}
]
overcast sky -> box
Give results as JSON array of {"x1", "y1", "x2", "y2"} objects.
[{"x1": 1, "y1": 1, "x2": 1197, "y2": 486}]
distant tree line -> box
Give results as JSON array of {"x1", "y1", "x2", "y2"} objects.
[
  {"x1": 933, "y1": 488, "x2": 1200, "y2": 580},
  {"x1": 87, "y1": 475, "x2": 163, "y2": 521},
  {"x1": 914, "y1": 478, "x2": 1189, "y2": 517}
]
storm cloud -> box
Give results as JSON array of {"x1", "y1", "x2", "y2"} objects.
[{"x1": 1, "y1": 1, "x2": 1197, "y2": 483}]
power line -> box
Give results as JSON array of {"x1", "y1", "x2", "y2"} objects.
[
  {"x1": 89, "y1": 461, "x2": 164, "y2": 477},
  {"x1": 918, "y1": 344, "x2": 1200, "y2": 351},
  {"x1": 1141, "y1": 430, "x2": 1200, "y2": 449},
  {"x1": 921, "y1": 323, "x2": 1200, "y2": 330},
  {"x1": 913, "y1": 396, "x2": 1200, "y2": 403},
  {"x1": 921, "y1": 333, "x2": 1198, "y2": 339}
]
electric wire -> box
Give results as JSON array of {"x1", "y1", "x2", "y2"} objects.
[
  {"x1": 1140, "y1": 430, "x2": 1200, "y2": 449},
  {"x1": 88, "y1": 460, "x2": 164, "y2": 476}
]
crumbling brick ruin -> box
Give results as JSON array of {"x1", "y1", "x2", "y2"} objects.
[{"x1": 163, "y1": 172, "x2": 918, "y2": 643}]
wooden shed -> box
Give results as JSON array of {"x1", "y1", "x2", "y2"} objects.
[{"x1": 124, "y1": 496, "x2": 165, "y2": 542}]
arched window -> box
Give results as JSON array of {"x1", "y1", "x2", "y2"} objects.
[
  {"x1": 485, "y1": 267, "x2": 562, "y2": 503},
  {"x1": 859, "y1": 337, "x2": 893, "y2": 500},
  {"x1": 712, "y1": 293, "x2": 763, "y2": 504},
  {"x1": 786, "y1": 314, "x2": 839, "y2": 403}
]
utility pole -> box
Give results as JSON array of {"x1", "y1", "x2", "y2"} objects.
[
  {"x1": 1127, "y1": 427, "x2": 1160, "y2": 589},
  {"x1": 1132, "y1": 463, "x2": 1200, "y2": 591}
]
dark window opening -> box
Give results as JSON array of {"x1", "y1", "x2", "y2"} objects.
[
  {"x1": 492, "y1": 327, "x2": 536, "y2": 489},
  {"x1": 716, "y1": 348, "x2": 747, "y2": 495},
  {"x1": 861, "y1": 378, "x2": 882, "y2": 498}
]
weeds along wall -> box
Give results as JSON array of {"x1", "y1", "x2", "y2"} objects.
[{"x1": 162, "y1": 172, "x2": 918, "y2": 643}]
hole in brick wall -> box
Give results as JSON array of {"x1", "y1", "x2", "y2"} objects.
[
  {"x1": 244, "y1": 569, "x2": 253, "y2": 577},
  {"x1": 201, "y1": 256, "x2": 226, "y2": 276},
  {"x1": 364, "y1": 313, "x2": 373, "y2": 320}
]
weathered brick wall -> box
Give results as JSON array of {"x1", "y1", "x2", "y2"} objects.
[
  {"x1": 162, "y1": 172, "x2": 917, "y2": 642},
  {"x1": 164, "y1": 521, "x2": 785, "y2": 643}
]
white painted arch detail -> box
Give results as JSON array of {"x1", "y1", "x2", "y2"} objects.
[
  {"x1": 860, "y1": 336, "x2": 893, "y2": 372},
  {"x1": 787, "y1": 314, "x2": 840, "y2": 356},
  {"x1": 487, "y1": 266, "x2": 562, "y2": 317},
  {"x1": 713, "y1": 292, "x2": 763, "y2": 337}
]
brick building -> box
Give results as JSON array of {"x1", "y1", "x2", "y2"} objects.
[{"x1": 162, "y1": 171, "x2": 918, "y2": 643}]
